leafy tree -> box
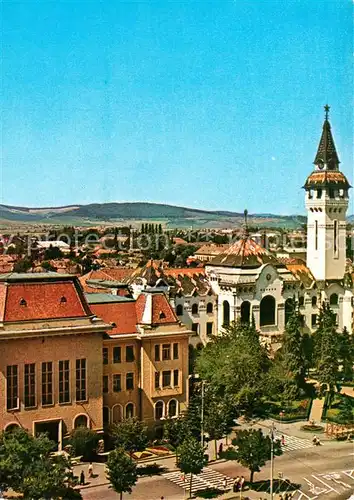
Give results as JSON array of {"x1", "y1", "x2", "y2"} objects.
[
  {"x1": 177, "y1": 437, "x2": 207, "y2": 498},
  {"x1": 223, "y1": 429, "x2": 282, "y2": 483},
  {"x1": 338, "y1": 396, "x2": 354, "y2": 424},
  {"x1": 106, "y1": 447, "x2": 137, "y2": 500},
  {"x1": 41, "y1": 260, "x2": 56, "y2": 271},
  {"x1": 281, "y1": 303, "x2": 306, "y2": 388},
  {"x1": 313, "y1": 304, "x2": 340, "y2": 392},
  {"x1": 68, "y1": 427, "x2": 100, "y2": 461},
  {"x1": 203, "y1": 392, "x2": 233, "y2": 460},
  {"x1": 109, "y1": 418, "x2": 148, "y2": 455},
  {"x1": 13, "y1": 257, "x2": 32, "y2": 273},
  {"x1": 0, "y1": 428, "x2": 79, "y2": 499},
  {"x1": 163, "y1": 416, "x2": 190, "y2": 449},
  {"x1": 44, "y1": 245, "x2": 64, "y2": 260},
  {"x1": 338, "y1": 327, "x2": 354, "y2": 381}
]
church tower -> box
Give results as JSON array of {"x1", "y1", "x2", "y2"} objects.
[{"x1": 304, "y1": 106, "x2": 350, "y2": 281}]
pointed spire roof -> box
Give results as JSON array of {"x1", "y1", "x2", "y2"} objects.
[{"x1": 313, "y1": 105, "x2": 340, "y2": 168}]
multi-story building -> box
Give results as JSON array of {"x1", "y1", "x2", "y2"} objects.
[{"x1": 0, "y1": 273, "x2": 110, "y2": 448}]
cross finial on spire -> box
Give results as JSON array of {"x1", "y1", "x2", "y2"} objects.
[
  {"x1": 324, "y1": 104, "x2": 330, "y2": 120},
  {"x1": 242, "y1": 209, "x2": 249, "y2": 238}
]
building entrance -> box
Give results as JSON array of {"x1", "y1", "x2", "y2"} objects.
[{"x1": 35, "y1": 420, "x2": 61, "y2": 450}]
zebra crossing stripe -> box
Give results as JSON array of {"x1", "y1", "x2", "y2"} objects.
[{"x1": 163, "y1": 467, "x2": 235, "y2": 493}]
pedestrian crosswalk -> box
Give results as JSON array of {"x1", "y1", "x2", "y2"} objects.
[
  {"x1": 163, "y1": 467, "x2": 235, "y2": 494},
  {"x1": 274, "y1": 431, "x2": 313, "y2": 453}
]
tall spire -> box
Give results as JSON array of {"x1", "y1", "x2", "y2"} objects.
[{"x1": 313, "y1": 104, "x2": 340, "y2": 169}]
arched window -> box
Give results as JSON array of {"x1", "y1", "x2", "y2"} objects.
[
  {"x1": 125, "y1": 403, "x2": 134, "y2": 419},
  {"x1": 191, "y1": 304, "x2": 198, "y2": 315},
  {"x1": 223, "y1": 300, "x2": 230, "y2": 326},
  {"x1": 206, "y1": 303, "x2": 213, "y2": 314},
  {"x1": 285, "y1": 298, "x2": 294, "y2": 325},
  {"x1": 311, "y1": 296, "x2": 317, "y2": 307},
  {"x1": 240, "y1": 301, "x2": 251, "y2": 324},
  {"x1": 155, "y1": 401, "x2": 164, "y2": 420},
  {"x1": 260, "y1": 295, "x2": 276, "y2": 326},
  {"x1": 299, "y1": 296, "x2": 305, "y2": 307},
  {"x1": 103, "y1": 407, "x2": 110, "y2": 426},
  {"x1": 112, "y1": 404, "x2": 122, "y2": 423},
  {"x1": 4, "y1": 423, "x2": 20, "y2": 433},
  {"x1": 176, "y1": 304, "x2": 183, "y2": 316},
  {"x1": 74, "y1": 414, "x2": 88, "y2": 429},
  {"x1": 330, "y1": 293, "x2": 338, "y2": 306},
  {"x1": 168, "y1": 399, "x2": 178, "y2": 418}
]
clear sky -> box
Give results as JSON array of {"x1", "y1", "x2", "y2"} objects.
[{"x1": 1, "y1": 0, "x2": 353, "y2": 215}]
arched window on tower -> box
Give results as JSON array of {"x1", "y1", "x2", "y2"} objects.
[
  {"x1": 206, "y1": 302, "x2": 213, "y2": 314},
  {"x1": 260, "y1": 296, "x2": 276, "y2": 326},
  {"x1": 176, "y1": 304, "x2": 183, "y2": 316},
  {"x1": 222, "y1": 300, "x2": 230, "y2": 327},
  {"x1": 329, "y1": 293, "x2": 338, "y2": 306},
  {"x1": 240, "y1": 301, "x2": 251, "y2": 324},
  {"x1": 191, "y1": 304, "x2": 198, "y2": 315},
  {"x1": 312, "y1": 296, "x2": 317, "y2": 307}
]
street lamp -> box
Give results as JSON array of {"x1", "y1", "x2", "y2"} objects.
[
  {"x1": 270, "y1": 423, "x2": 275, "y2": 500},
  {"x1": 193, "y1": 374, "x2": 206, "y2": 448}
]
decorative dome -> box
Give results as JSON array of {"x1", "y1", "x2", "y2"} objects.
[
  {"x1": 304, "y1": 170, "x2": 351, "y2": 189},
  {"x1": 209, "y1": 236, "x2": 280, "y2": 268}
]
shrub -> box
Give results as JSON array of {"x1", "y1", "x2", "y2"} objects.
[{"x1": 68, "y1": 428, "x2": 100, "y2": 461}]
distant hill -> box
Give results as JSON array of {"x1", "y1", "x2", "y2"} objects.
[{"x1": 0, "y1": 201, "x2": 320, "y2": 229}]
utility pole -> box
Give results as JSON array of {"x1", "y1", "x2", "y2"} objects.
[
  {"x1": 270, "y1": 423, "x2": 275, "y2": 500},
  {"x1": 201, "y1": 380, "x2": 205, "y2": 449}
]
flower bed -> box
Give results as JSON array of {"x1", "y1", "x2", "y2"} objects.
[{"x1": 146, "y1": 446, "x2": 171, "y2": 456}]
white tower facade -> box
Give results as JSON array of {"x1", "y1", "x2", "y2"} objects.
[{"x1": 304, "y1": 106, "x2": 350, "y2": 281}]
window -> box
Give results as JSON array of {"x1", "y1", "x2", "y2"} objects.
[
  {"x1": 41, "y1": 362, "x2": 53, "y2": 406},
  {"x1": 20, "y1": 298, "x2": 27, "y2": 307},
  {"x1": 155, "y1": 401, "x2": 164, "y2": 420},
  {"x1": 74, "y1": 414, "x2": 88, "y2": 428},
  {"x1": 300, "y1": 315, "x2": 305, "y2": 327},
  {"x1": 299, "y1": 296, "x2": 305, "y2": 307},
  {"x1": 103, "y1": 348, "x2": 108, "y2": 365},
  {"x1": 58, "y1": 360, "x2": 70, "y2": 404},
  {"x1": 113, "y1": 374, "x2": 121, "y2": 393},
  {"x1": 334, "y1": 220, "x2": 338, "y2": 256},
  {"x1": 316, "y1": 189, "x2": 322, "y2": 199},
  {"x1": 126, "y1": 346, "x2": 135, "y2": 362},
  {"x1": 125, "y1": 403, "x2": 134, "y2": 419},
  {"x1": 162, "y1": 344, "x2": 171, "y2": 360},
  {"x1": 311, "y1": 314, "x2": 317, "y2": 328},
  {"x1": 126, "y1": 373, "x2": 134, "y2": 391},
  {"x1": 60, "y1": 296, "x2": 67, "y2": 304},
  {"x1": 103, "y1": 407, "x2": 109, "y2": 426},
  {"x1": 260, "y1": 296, "x2": 276, "y2": 326},
  {"x1": 206, "y1": 322, "x2": 213, "y2": 336},
  {"x1": 329, "y1": 189, "x2": 335, "y2": 199},
  {"x1": 173, "y1": 343, "x2": 179, "y2": 360},
  {"x1": 168, "y1": 399, "x2": 177, "y2": 417},
  {"x1": 76, "y1": 359, "x2": 87, "y2": 402},
  {"x1": 312, "y1": 296, "x2": 317, "y2": 307},
  {"x1": 6, "y1": 365, "x2": 18, "y2": 411},
  {"x1": 330, "y1": 293, "x2": 339, "y2": 306},
  {"x1": 113, "y1": 346, "x2": 121, "y2": 363},
  {"x1": 240, "y1": 301, "x2": 251, "y2": 324},
  {"x1": 223, "y1": 301, "x2": 230, "y2": 326},
  {"x1": 162, "y1": 370, "x2": 171, "y2": 388},
  {"x1": 206, "y1": 302, "x2": 213, "y2": 314},
  {"x1": 112, "y1": 404, "x2": 122, "y2": 423},
  {"x1": 315, "y1": 220, "x2": 318, "y2": 251},
  {"x1": 176, "y1": 304, "x2": 183, "y2": 316},
  {"x1": 285, "y1": 298, "x2": 294, "y2": 326},
  {"x1": 155, "y1": 345, "x2": 160, "y2": 361},
  {"x1": 173, "y1": 369, "x2": 179, "y2": 387},
  {"x1": 24, "y1": 363, "x2": 36, "y2": 408},
  {"x1": 192, "y1": 323, "x2": 199, "y2": 334},
  {"x1": 103, "y1": 375, "x2": 109, "y2": 393},
  {"x1": 191, "y1": 303, "x2": 198, "y2": 315},
  {"x1": 155, "y1": 371, "x2": 160, "y2": 389}
]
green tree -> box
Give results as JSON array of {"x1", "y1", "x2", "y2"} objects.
[
  {"x1": 282, "y1": 303, "x2": 306, "y2": 388},
  {"x1": 109, "y1": 418, "x2": 148, "y2": 455},
  {"x1": 177, "y1": 437, "x2": 207, "y2": 498},
  {"x1": 203, "y1": 393, "x2": 233, "y2": 460},
  {"x1": 163, "y1": 416, "x2": 189, "y2": 449},
  {"x1": 338, "y1": 396, "x2": 354, "y2": 424},
  {"x1": 313, "y1": 304, "x2": 340, "y2": 392},
  {"x1": 13, "y1": 257, "x2": 32, "y2": 273},
  {"x1": 68, "y1": 427, "x2": 100, "y2": 461},
  {"x1": 0, "y1": 428, "x2": 79, "y2": 499},
  {"x1": 223, "y1": 429, "x2": 282, "y2": 483},
  {"x1": 338, "y1": 327, "x2": 354, "y2": 381},
  {"x1": 106, "y1": 447, "x2": 137, "y2": 500}
]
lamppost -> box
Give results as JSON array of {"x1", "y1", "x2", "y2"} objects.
[
  {"x1": 270, "y1": 423, "x2": 275, "y2": 500},
  {"x1": 201, "y1": 380, "x2": 206, "y2": 449}
]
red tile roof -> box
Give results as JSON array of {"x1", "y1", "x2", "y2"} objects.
[
  {"x1": 80, "y1": 268, "x2": 134, "y2": 287},
  {"x1": 136, "y1": 292, "x2": 178, "y2": 325},
  {"x1": 2, "y1": 281, "x2": 87, "y2": 322},
  {"x1": 90, "y1": 301, "x2": 137, "y2": 335}
]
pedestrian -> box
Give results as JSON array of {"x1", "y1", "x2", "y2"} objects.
[
  {"x1": 79, "y1": 470, "x2": 85, "y2": 486},
  {"x1": 281, "y1": 434, "x2": 285, "y2": 446},
  {"x1": 234, "y1": 476, "x2": 240, "y2": 492},
  {"x1": 223, "y1": 477, "x2": 227, "y2": 490},
  {"x1": 218, "y1": 442, "x2": 223, "y2": 457},
  {"x1": 240, "y1": 476, "x2": 245, "y2": 491},
  {"x1": 88, "y1": 462, "x2": 93, "y2": 478}
]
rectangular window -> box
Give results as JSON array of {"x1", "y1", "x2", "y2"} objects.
[
  {"x1": 103, "y1": 348, "x2": 108, "y2": 365},
  {"x1": 24, "y1": 363, "x2": 36, "y2": 408},
  {"x1": 192, "y1": 323, "x2": 199, "y2": 334},
  {"x1": 206, "y1": 322, "x2": 213, "y2": 336},
  {"x1": 103, "y1": 375, "x2": 109, "y2": 393},
  {"x1": 6, "y1": 365, "x2": 18, "y2": 411},
  {"x1": 155, "y1": 371, "x2": 160, "y2": 389},
  {"x1": 58, "y1": 360, "x2": 70, "y2": 404},
  {"x1": 162, "y1": 344, "x2": 171, "y2": 360},
  {"x1": 173, "y1": 343, "x2": 179, "y2": 360},
  {"x1": 162, "y1": 370, "x2": 171, "y2": 388},
  {"x1": 113, "y1": 374, "x2": 121, "y2": 393},
  {"x1": 41, "y1": 362, "x2": 53, "y2": 406},
  {"x1": 126, "y1": 372, "x2": 134, "y2": 391},
  {"x1": 311, "y1": 314, "x2": 317, "y2": 328},
  {"x1": 76, "y1": 359, "x2": 87, "y2": 402},
  {"x1": 334, "y1": 220, "x2": 338, "y2": 256},
  {"x1": 126, "y1": 346, "x2": 135, "y2": 362},
  {"x1": 173, "y1": 369, "x2": 179, "y2": 387},
  {"x1": 154, "y1": 345, "x2": 160, "y2": 361},
  {"x1": 113, "y1": 346, "x2": 121, "y2": 364},
  {"x1": 315, "y1": 220, "x2": 318, "y2": 251}
]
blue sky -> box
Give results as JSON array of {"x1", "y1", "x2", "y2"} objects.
[{"x1": 1, "y1": 0, "x2": 353, "y2": 215}]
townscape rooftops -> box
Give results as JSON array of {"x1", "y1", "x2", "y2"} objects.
[
  {"x1": 85, "y1": 293, "x2": 134, "y2": 304},
  {"x1": 89, "y1": 300, "x2": 137, "y2": 335},
  {"x1": 136, "y1": 290, "x2": 179, "y2": 326}
]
